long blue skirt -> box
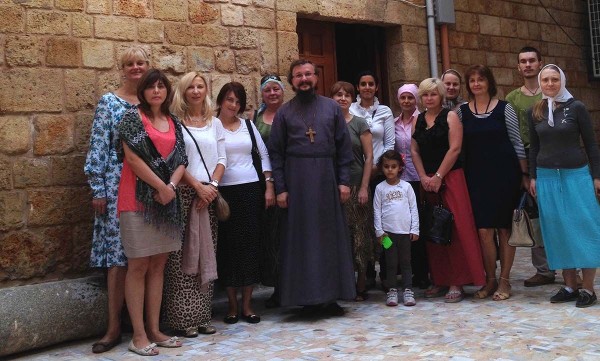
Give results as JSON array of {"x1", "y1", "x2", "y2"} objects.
[{"x1": 536, "y1": 165, "x2": 600, "y2": 269}]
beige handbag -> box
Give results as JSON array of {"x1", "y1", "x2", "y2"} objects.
[{"x1": 508, "y1": 193, "x2": 537, "y2": 247}]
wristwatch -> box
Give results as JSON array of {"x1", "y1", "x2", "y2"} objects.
[
  {"x1": 265, "y1": 177, "x2": 275, "y2": 182},
  {"x1": 209, "y1": 180, "x2": 219, "y2": 188},
  {"x1": 434, "y1": 172, "x2": 443, "y2": 180}
]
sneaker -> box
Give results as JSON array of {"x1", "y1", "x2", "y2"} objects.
[
  {"x1": 403, "y1": 288, "x2": 416, "y2": 306},
  {"x1": 576, "y1": 289, "x2": 597, "y2": 308},
  {"x1": 550, "y1": 287, "x2": 579, "y2": 303},
  {"x1": 524, "y1": 274, "x2": 555, "y2": 287},
  {"x1": 386, "y1": 288, "x2": 398, "y2": 306}
]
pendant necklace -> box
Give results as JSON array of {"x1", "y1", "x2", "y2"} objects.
[
  {"x1": 473, "y1": 97, "x2": 492, "y2": 115},
  {"x1": 298, "y1": 100, "x2": 317, "y2": 143},
  {"x1": 523, "y1": 84, "x2": 539, "y2": 96}
]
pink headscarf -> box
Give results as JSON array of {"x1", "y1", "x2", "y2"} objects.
[{"x1": 397, "y1": 83, "x2": 418, "y2": 102}]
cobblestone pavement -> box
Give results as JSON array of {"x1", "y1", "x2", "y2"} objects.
[{"x1": 9, "y1": 249, "x2": 600, "y2": 361}]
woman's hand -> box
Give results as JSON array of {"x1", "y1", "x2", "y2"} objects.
[
  {"x1": 529, "y1": 178, "x2": 537, "y2": 198},
  {"x1": 265, "y1": 185, "x2": 276, "y2": 209},
  {"x1": 358, "y1": 186, "x2": 369, "y2": 205},
  {"x1": 594, "y1": 178, "x2": 600, "y2": 203},
  {"x1": 195, "y1": 198, "x2": 209, "y2": 209},
  {"x1": 92, "y1": 198, "x2": 107, "y2": 215},
  {"x1": 194, "y1": 182, "x2": 218, "y2": 204},
  {"x1": 421, "y1": 175, "x2": 434, "y2": 192},
  {"x1": 154, "y1": 184, "x2": 176, "y2": 205},
  {"x1": 429, "y1": 175, "x2": 443, "y2": 193}
]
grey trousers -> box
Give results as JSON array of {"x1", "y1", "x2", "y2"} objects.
[
  {"x1": 384, "y1": 232, "x2": 412, "y2": 290},
  {"x1": 531, "y1": 243, "x2": 554, "y2": 278}
]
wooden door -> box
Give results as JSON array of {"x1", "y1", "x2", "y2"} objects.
[{"x1": 297, "y1": 19, "x2": 337, "y2": 96}]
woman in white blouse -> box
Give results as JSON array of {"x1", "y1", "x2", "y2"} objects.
[
  {"x1": 216, "y1": 82, "x2": 275, "y2": 324},
  {"x1": 163, "y1": 72, "x2": 226, "y2": 337},
  {"x1": 349, "y1": 70, "x2": 395, "y2": 289}
]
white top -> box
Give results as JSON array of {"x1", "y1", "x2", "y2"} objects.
[
  {"x1": 220, "y1": 118, "x2": 272, "y2": 186},
  {"x1": 182, "y1": 116, "x2": 227, "y2": 183},
  {"x1": 349, "y1": 96, "x2": 395, "y2": 161},
  {"x1": 373, "y1": 179, "x2": 419, "y2": 237}
]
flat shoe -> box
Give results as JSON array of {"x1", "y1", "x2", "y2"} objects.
[
  {"x1": 241, "y1": 314, "x2": 261, "y2": 324},
  {"x1": 92, "y1": 335, "x2": 122, "y2": 353},
  {"x1": 444, "y1": 290, "x2": 464, "y2": 303},
  {"x1": 128, "y1": 341, "x2": 158, "y2": 356},
  {"x1": 223, "y1": 314, "x2": 239, "y2": 324},
  {"x1": 184, "y1": 327, "x2": 198, "y2": 338},
  {"x1": 153, "y1": 336, "x2": 182, "y2": 348},
  {"x1": 198, "y1": 325, "x2": 217, "y2": 334},
  {"x1": 425, "y1": 286, "x2": 448, "y2": 298}
]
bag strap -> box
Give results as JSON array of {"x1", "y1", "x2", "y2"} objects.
[
  {"x1": 181, "y1": 123, "x2": 212, "y2": 181},
  {"x1": 245, "y1": 118, "x2": 259, "y2": 153},
  {"x1": 245, "y1": 119, "x2": 263, "y2": 181},
  {"x1": 517, "y1": 191, "x2": 528, "y2": 210}
]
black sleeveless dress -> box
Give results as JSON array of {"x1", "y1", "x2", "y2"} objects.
[{"x1": 460, "y1": 101, "x2": 521, "y2": 229}]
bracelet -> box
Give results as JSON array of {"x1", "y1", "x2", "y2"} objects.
[
  {"x1": 434, "y1": 172, "x2": 443, "y2": 180},
  {"x1": 265, "y1": 177, "x2": 275, "y2": 182},
  {"x1": 168, "y1": 182, "x2": 177, "y2": 191}
]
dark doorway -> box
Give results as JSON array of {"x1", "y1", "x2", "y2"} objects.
[
  {"x1": 334, "y1": 23, "x2": 389, "y2": 105},
  {"x1": 297, "y1": 19, "x2": 388, "y2": 104}
]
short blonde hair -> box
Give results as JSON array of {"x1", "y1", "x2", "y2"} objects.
[
  {"x1": 171, "y1": 72, "x2": 213, "y2": 125},
  {"x1": 119, "y1": 46, "x2": 150, "y2": 69},
  {"x1": 418, "y1": 77, "x2": 446, "y2": 100}
]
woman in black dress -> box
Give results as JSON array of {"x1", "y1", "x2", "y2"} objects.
[{"x1": 457, "y1": 65, "x2": 529, "y2": 301}]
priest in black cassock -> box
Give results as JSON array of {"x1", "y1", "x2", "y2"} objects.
[{"x1": 268, "y1": 59, "x2": 356, "y2": 314}]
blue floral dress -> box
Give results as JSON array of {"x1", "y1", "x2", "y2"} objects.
[{"x1": 84, "y1": 93, "x2": 134, "y2": 268}]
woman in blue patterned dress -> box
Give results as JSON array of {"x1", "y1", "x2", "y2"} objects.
[{"x1": 84, "y1": 46, "x2": 149, "y2": 353}]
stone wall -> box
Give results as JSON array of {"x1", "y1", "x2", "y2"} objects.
[{"x1": 1, "y1": 0, "x2": 599, "y2": 288}]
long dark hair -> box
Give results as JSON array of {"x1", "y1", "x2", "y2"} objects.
[
  {"x1": 137, "y1": 69, "x2": 172, "y2": 116},
  {"x1": 215, "y1": 82, "x2": 247, "y2": 117}
]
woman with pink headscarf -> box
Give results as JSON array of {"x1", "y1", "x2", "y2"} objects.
[{"x1": 394, "y1": 84, "x2": 429, "y2": 289}]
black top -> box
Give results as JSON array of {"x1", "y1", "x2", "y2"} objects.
[
  {"x1": 528, "y1": 98, "x2": 600, "y2": 179},
  {"x1": 412, "y1": 108, "x2": 462, "y2": 174}
]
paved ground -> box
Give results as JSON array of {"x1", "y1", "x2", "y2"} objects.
[{"x1": 8, "y1": 248, "x2": 600, "y2": 361}]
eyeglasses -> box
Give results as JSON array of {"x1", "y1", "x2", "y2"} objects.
[{"x1": 293, "y1": 72, "x2": 315, "y2": 79}]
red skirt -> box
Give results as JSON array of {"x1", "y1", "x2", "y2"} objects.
[{"x1": 424, "y1": 168, "x2": 485, "y2": 286}]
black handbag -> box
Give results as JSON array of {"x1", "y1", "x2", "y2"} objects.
[{"x1": 421, "y1": 191, "x2": 454, "y2": 246}]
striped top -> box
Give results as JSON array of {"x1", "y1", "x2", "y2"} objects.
[{"x1": 456, "y1": 102, "x2": 526, "y2": 160}]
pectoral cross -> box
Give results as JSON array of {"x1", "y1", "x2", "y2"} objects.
[{"x1": 306, "y1": 127, "x2": 316, "y2": 143}]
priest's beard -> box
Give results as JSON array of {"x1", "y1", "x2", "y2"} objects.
[{"x1": 296, "y1": 87, "x2": 316, "y2": 103}]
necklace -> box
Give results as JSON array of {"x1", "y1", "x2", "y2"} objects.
[
  {"x1": 186, "y1": 114, "x2": 206, "y2": 124},
  {"x1": 522, "y1": 84, "x2": 540, "y2": 96},
  {"x1": 297, "y1": 99, "x2": 317, "y2": 143},
  {"x1": 473, "y1": 97, "x2": 492, "y2": 115}
]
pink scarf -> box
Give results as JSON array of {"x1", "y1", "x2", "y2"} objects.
[{"x1": 182, "y1": 198, "x2": 217, "y2": 290}]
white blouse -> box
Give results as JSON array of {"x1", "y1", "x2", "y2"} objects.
[
  {"x1": 220, "y1": 118, "x2": 272, "y2": 186},
  {"x1": 349, "y1": 96, "x2": 395, "y2": 161},
  {"x1": 182, "y1": 116, "x2": 227, "y2": 183}
]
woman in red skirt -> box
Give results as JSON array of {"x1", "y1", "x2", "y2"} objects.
[{"x1": 411, "y1": 78, "x2": 485, "y2": 303}]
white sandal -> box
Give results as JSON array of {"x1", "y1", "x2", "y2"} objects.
[{"x1": 128, "y1": 341, "x2": 158, "y2": 356}]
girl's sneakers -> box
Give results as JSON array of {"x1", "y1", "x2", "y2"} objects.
[
  {"x1": 386, "y1": 288, "x2": 398, "y2": 306},
  {"x1": 403, "y1": 289, "x2": 416, "y2": 306}
]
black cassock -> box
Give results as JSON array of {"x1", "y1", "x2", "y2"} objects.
[{"x1": 269, "y1": 94, "x2": 356, "y2": 306}]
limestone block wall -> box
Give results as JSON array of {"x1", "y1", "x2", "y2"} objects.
[
  {"x1": 1, "y1": 0, "x2": 599, "y2": 288},
  {"x1": 441, "y1": 0, "x2": 600, "y2": 133}
]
